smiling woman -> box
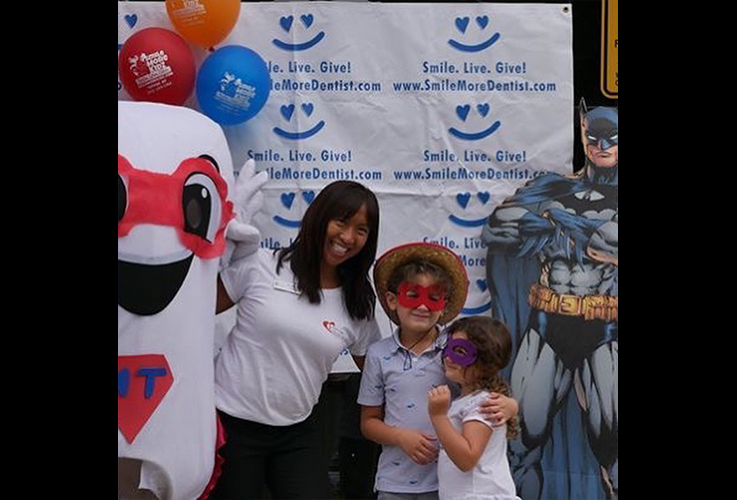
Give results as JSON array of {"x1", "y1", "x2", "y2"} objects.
[{"x1": 211, "y1": 180, "x2": 383, "y2": 500}]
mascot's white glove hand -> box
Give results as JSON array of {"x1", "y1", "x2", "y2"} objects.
[{"x1": 221, "y1": 159, "x2": 269, "y2": 269}]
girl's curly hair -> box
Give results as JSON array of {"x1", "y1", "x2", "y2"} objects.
[{"x1": 446, "y1": 316, "x2": 518, "y2": 440}]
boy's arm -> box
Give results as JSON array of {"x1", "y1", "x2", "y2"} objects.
[
  {"x1": 360, "y1": 405, "x2": 437, "y2": 465},
  {"x1": 478, "y1": 392, "x2": 518, "y2": 425},
  {"x1": 428, "y1": 386, "x2": 492, "y2": 472}
]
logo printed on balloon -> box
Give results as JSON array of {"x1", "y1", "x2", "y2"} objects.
[
  {"x1": 273, "y1": 101, "x2": 326, "y2": 140},
  {"x1": 214, "y1": 73, "x2": 257, "y2": 111},
  {"x1": 449, "y1": 102, "x2": 501, "y2": 141},
  {"x1": 165, "y1": 0, "x2": 240, "y2": 49},
  {"x1": 128, "y1": 51, "x2": 172, "y2": 83},
  {"x1": 273, "y1": 190, "x2": 314, "y2": 228},
  {"x1": 272, "y1": 13, "x2": 326, "y2": 52},
  {"x1": 448, "y1": 15, "x2": 501, "y2": 53},
  {"x1": 169, "y1": 0, "x2": 205, "y2": 21},
  {"x1": 449, "y1": 191, "x2": 491, "y2": 228}
]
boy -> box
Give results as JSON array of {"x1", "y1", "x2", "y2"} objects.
[{"x1": 358, "y1": 242, "x2": 517, "y2": 500}]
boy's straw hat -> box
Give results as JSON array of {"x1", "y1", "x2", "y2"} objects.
[{"x1": 373, "y1": 242, "x2": 469, "y2": 325}]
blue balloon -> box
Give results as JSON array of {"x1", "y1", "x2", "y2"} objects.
[{"x1": 196, "y1": 45, "x2": 271, "y2": 126}]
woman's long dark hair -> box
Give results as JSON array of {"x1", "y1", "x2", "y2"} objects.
[
  {"x1": 276, "y1": 181, "x2": 380, "y2": 320},
  {"x1": 446, "y1": 316, "x2": 519, "y2": 439}
]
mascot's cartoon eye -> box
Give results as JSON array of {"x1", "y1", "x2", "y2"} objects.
[
  {"x1": 118, "y1": 173, "x2": 127, "y2": 223},
  {"x1": 198, "y1": 154, "x2": 220, "y2": 172},
  {"x1": 183, "y1": 173, "x2": 222, "y2": 242}
]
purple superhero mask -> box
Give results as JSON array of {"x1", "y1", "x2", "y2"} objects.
[{"x1": 443, "y1": 338, "x2": 478, "y2": 366}]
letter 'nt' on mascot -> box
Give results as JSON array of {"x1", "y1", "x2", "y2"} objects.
[{"x1": 118, "y1": 101, "x2": 265, "y2": 500}]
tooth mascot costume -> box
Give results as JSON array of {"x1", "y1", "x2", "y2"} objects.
[{"x1": 118, "y1": 101, "x2": 266, "y2": 500}]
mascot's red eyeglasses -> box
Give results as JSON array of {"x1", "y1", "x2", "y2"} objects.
[{"x1": 118, "y1": 154, "x2": 234, "y2": 259}]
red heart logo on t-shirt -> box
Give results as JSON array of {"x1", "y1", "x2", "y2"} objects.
[{"x1": 322, "y1": 321, "x2": 335, "y2": 333}]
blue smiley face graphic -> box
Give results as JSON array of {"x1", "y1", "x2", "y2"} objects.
[
  {"x1": 273, "y1": 102, "x2": 326, "y2": 140},
  {"x1": 461, "y1": 279, "x2": 492, "y2": 315},
  {"x1": 273, "y1": 14, "x2": 326, "y2": 52},
  {"x1": 273, "y1": 190, "x2": 315, "y2": 228},
  {"x1": 448, "y1": 15, "x2": 500, "y2": 53},
  {"x1": 448, "y1": 191, "x2": 490, "y2": 228},
  {"x1": 449, "y1": 103, "x2": 501, "y2": 141}
]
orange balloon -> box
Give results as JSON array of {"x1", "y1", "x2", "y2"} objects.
[{"x1": 165, "y1": 0, "x2": 241, "y2": 49}]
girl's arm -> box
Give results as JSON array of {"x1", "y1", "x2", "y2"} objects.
[
  {"x1": 428, "y1": 386, "x2": 492, "y2": 472},
  {"x1": 361, "y1": 405, "x2": 438, "y2": 465}
]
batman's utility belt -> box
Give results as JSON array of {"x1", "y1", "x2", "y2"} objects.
[{"x1": 528, "y1": 284, "x2": 618, "y2": 322}]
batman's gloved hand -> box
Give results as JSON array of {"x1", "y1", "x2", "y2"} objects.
[{"x1": 515, "y1": 212, "x2": 556, "y2": 257}]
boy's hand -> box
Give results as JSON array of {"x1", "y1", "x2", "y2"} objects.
[
  {"x1": 396, "y1": 429, "x2": 438, "y2": 465},
  {"x1": 428, "y1": 385, "x2": 452, "y2": 417},
  {"x1": 478, "y1": 392, "x2": 518, "y2": 426}
]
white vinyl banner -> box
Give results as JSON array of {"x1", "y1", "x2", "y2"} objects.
[{"x1": 119, "y1": 2, "x2": 573, "y2": 354}]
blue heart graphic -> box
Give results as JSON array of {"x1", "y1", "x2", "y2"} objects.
[
  {"x1": 477, "y1": 103, "x2": 490, "y2": 117},
  {"x1": 456, "y1": 105, "x2": 471, "y2": 122},
  {"x1": 125, "y1": 14, "x2": 137, "y2": 29},
  {"x1": 280, "y1": 104, "x2": 295, "y2": 121},
  {"x1": 477, "y1": 191, "x2": 490, "y2": 204},
  {"x1": 281, "y1": 192, "x2": 296, "y2": 209},
  {"x1": 280, "y1": 15, "x2": 294, "y2": 32},
  {"x1": 302, "y1": 191, "x2": 315, "y2": 204},
  {"x1": 476, "y1": 279, "x2": 488, "y2": 293},
  {"x1": 301, "y1": 103, "x2": 314, "y2": 117},
  {"x1": 455, "y1": 17, "x2": 470, "y2": 33},
  {"x1": 301, "y1": 14, "x2": 314, "y2": 28},
  {"x1": 476, "y1": 16, "x2": 489, "y2": 30},
  {"x1": 456, "y1": 192, "x2": 471, "y2": 209}
]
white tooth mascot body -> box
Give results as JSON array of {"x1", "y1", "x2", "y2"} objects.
[{"x1": 118, "y1": 101, "x2": 263, "y2": 500}]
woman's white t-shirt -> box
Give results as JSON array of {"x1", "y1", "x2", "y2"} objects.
[{"x1": 215, "y1": 249, "x2": 381, "y2": 426}]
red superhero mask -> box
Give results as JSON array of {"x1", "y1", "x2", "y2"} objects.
[
  {"x1": 397, "y1": 282, "x2": 447, "y2": 311},
  {"x1": 118, "y1": 154, "x2": 234, "y2": 259}
]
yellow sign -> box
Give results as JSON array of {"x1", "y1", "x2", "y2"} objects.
[{"x1": 601, "y1": 0, "x2": 618, "y2": 98}]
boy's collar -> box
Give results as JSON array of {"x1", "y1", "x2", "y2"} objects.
[{"x1": 391, "y1": 327, "x2": 447, "y2": 353}]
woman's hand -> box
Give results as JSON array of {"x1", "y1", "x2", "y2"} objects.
[{"x1": 478, "y1": 392, "x2": 518, "y2": 426}]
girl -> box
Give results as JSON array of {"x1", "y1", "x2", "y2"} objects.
[
  {"x1": 428, "y1": 316, "x2": 520, "y2": 500},
  {"x1": 212, "y1": 180, "x2": 382, "y2": 500}
]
